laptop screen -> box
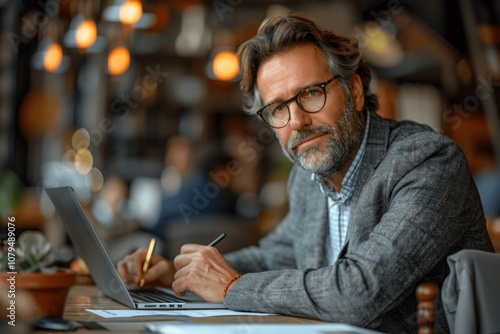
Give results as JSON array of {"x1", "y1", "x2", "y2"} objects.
[{"x1": 46, "y1": 186, "x2": 137, "y2": 308}]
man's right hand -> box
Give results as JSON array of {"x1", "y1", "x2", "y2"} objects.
[{"x1": 117, "y1": 248, "x2": 175, "y2": 288}]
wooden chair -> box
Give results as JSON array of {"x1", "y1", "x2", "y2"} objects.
[{"x1": 416, "y1": 283, "x2": 438, "y2": 334}]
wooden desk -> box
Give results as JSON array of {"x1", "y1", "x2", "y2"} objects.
[{"x1": 38, "y1": 284, "x2": 325, "y2": 332}]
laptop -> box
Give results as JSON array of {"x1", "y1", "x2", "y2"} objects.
[{"x1": 45, "y1": 186, "x2": 227, "y2": 310}]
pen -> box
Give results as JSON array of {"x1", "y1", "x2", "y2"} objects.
[
  {"x1": 208, "y1": 233, "x2": 226, "y2": 247},
  {"x1": 139, "y1": 234, "x2": 224, "y2": 287},
  {"x1": 140, "y1": 238, "x2": 157, "y2": 288}
]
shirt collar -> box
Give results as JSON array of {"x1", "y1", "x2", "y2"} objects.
[{"x1": 313, "y1": 110, "x2": 371, "y2": 202}]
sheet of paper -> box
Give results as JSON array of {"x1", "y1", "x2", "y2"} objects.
[
  {"x1": 146, "y1": 323, "x2": 384, "y2": 334},
  {"x1": 86, "y1": 309, "x2": 274, "y2": 318},
  {"x1": 96, "y1": 321, "x2": 186, "y2": 331}
]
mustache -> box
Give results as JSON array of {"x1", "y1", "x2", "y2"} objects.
[{"x1": 287, "y1": 125, "x2": 334, "y2": 152}]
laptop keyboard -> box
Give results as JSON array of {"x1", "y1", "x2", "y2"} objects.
[{"x1": 129, "y1": 289, "x2": 188, "y2": 304}]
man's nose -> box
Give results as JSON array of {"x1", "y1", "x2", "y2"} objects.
[{"x1": 288, "y1": 102, "x2": 311, "y2": 130}]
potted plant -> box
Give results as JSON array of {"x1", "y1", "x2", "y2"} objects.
[{"x1": 0, "y1": 230, "x2": 76, "y2": 318}]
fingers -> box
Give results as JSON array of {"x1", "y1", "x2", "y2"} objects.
[
  {"x1": 143, "y1": 256, "x2": 170, "y2": 284},
  {"x1": 171, "y1": 258, "x2": 239, "y2": 302},
  {"x1": 116, "y1": 248, "x2": 173, "y2": 288},
  {"x1": 171, "y1": 260, "x2": 209, "y2": 296},
  {"x1": 171, "y1": 245, "x2": 239, "y2": 302},
  {"x1": 174, "y1": 244, "x2": 219, "y2": 271},
  {"x1": 172, "y1": 247, "x2": 207, "y2": 295},
  {"x1": 179, "y1": 243, "x2": 207, "y2": 254},
  {"x1": 171, "y1": 273, "x2": 188, "y2": 296},
  {"x1": 173, "y1": 253, "x2": 190, "y2": 272},
  {"x1": 117, "y1": 248, "x2": 147, "y2": 285}
]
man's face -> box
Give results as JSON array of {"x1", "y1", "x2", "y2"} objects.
[{"x1": 256, "y1": 43, "x2": 366, "y2": 177}]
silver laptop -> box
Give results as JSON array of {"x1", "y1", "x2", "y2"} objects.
[{"x1": 45, "y1": 186, "x2": 226, "y2": 310}]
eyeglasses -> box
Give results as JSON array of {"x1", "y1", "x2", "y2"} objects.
[{"x1": 256, "y1": 76, "x2": 339, "y2": 128}]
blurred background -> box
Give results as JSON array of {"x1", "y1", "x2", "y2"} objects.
[{"x1": 1, "y1": 0, "x2": 500, "y2": 264}]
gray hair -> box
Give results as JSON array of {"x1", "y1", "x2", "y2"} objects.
[{"x1": 237, "y1": 13, "x2": 379, "y2": 114}]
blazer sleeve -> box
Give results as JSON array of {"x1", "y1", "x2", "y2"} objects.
[{"x1": 224, "y1": 132, "x2": 490, "y2": 328}]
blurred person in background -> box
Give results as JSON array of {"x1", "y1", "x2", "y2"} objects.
[{"x1": 149, "y1": 136, "x2": 240, "y2": 238}]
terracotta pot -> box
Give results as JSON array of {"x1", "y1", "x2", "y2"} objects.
[{"x1": 0, "y1": 270, "x2": 76, "y2": 318}]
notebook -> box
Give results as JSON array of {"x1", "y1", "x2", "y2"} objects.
[{"x1": 45, "y1": 186, "x2": 227, "y2": 310}]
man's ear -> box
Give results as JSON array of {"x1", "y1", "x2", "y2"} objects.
[{"x1": 351, "y1": 73, "x2": 365, "y2": 112}]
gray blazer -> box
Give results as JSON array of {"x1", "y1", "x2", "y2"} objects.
[{"x1": 224, "y1": 112, "x2": 494, "y2": 333}]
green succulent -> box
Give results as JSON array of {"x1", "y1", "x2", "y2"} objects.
[{"x1": 1, "y1": 230, "x2": 57, "y2": 273}]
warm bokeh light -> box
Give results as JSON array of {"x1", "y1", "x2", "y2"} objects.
[
  {"x1": 119, "y1": 0, "x2": 143, "y2": 25},
  {"x1": 108, "y1": 46, "x2": 131, "y2": 75},
  {"x1": 212, "y1": 50, "x2": 239, "y2": 81},
  {"x1": 62, "y1": 149, "x2": 77, "y2": 165},
  {"x1": 74, "y1": 148, "x2": 93, "y2": 175},
  {"x1": 19, "y1": 90, "x2": 60, "y2": 139},
  {"x1": 356, "y1": 21, "x2": 403, "y2": 68},
  {"x1": 75, "y1": 19, "x2": 97, "y2": 49},
  {"x1": 72, "y1": 128, "x2": 90, "y2": 150},
  {"x1": 43, "y1": 43, "x2": 63, "y2": 72},
  {"x1": 86, "y1": 167, "x2": 104, "y2": 192},
  {"x1": 365, "y1": 24, "x2": 392, "y2": 53}
]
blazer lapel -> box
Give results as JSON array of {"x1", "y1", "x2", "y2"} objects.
[
  {"x1": 342, "y1": 112, "x2": 390, "y2": 255},
  {"x1": 302, "y1": 179, "x2": 330, "y2": 268},
  {"x1": 351, "y1": 112, "x2": 390, "y2": 206}
]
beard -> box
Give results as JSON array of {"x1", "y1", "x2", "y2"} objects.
[{"x1": 279, "y1": 93, "x2": 365, "y2": 178}]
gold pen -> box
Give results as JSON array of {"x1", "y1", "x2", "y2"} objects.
[{"x1": 140, "y1": 238, "x2": 156, "y2": 288}]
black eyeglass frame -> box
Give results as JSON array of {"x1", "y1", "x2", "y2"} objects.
[{"x1": 256, "y1": 75, "x2": 340, "y2": 129}]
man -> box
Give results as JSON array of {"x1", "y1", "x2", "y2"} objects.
[{"x1": 117, "y1": 13, "x2": 494, "y2": 332}]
